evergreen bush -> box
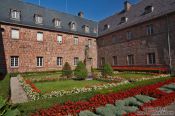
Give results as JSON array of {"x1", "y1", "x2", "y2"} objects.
[
  {"x1": 134, "y1": 95, "x2": 156, "y2": 103},
  {"x1": 79, "y1": 110, "x2": 99, "y2": 116},
  {"x1": 74, "y1": 61, "x2": 88, "y2": 80},
  {"x1": 62, "y1": 62, "x2": 72, "y2": 78},
  {"x1": 102, "y1": 64, "x2": 113, "y2": 78}
]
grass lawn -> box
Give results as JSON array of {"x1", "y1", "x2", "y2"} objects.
[
  {"x1": 0, "y1": 74, "x2": 10, "y2": 99},
  {"x1": 114, "y1": 72, "x2": 155, "y2": 80},
  {"x1": 35, "y1": 80, "x2": 107, "y2": 93},
  {"x1": 17, "y1": 76, "x2": 172, "y2": 115}
]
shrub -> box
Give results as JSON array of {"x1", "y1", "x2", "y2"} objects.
[
  {"x1": 96, "y1": 104, "x2": 116, "y2": 116},
  {"x1": 79, "y1": 110, "x2": 99, "y2": 116},
  {"x1": 102, "y1": 64, "x2": 113, "y2": 78},
  {"x1": 134, "y1": 95, "x2": 156, "y2": 103},
  {"x1": 62, "y1": 62, "x2": 72, "y2": 78},
  {"x1": 74, "y1": 61, "x2": 88, "y2": 80},
  {"x1": 170, "y1": 67, "x2": 175, "y2": 77},
  {"x1": 0, "y1": 96, "x2": 21, "y2": 116}
]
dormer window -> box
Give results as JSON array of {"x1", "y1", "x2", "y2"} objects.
[
  {"x1": 10, "y1": 10, "x2": 20, "y2": 21},
  {"x1": 104, "y1": 24, "x2": 110, "y2": 30},
  {"x1": 144, "y1": 6, "x2": 154, "y2": 14},
  {"x1": 34, "y1": 15, "x2": 43, "y2": 24},
  {"x1": 54, "y1": 19, "x2": 61, "y2": 28},
  {"x1": 120, "y1": 17, "x2": 128, "y2": 24},
  {"x1": 83, "y1": 25, "x2": 90, "y2": 33},
  {"x1": 69, "y1": 22, "x2": 76, "y2": 30},
  {"x1": 93, "y1": 28, "x2": 97, "y2": 34}
]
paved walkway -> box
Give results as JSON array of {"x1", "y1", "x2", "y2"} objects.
[{"x1": 10, "y1": 77, "x2": 28, "y2": 104}]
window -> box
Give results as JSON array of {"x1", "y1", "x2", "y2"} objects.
[
  {"x1": 35, "y1": 15, "x2": 43, "y2": 24},
  {"x1": 11, "y1": 56, "x2": 19, "y2": 67},
  {"x1": 147, "y1": 24, "x2": 154, "y2": 35},
  {"x1": 54, "y1": 19, "x2": 61, "y2": 27},
  {"x1": 112, "y1": 35, "x2": 116, "y2": 44},
  {"x1": 83, "y1": 25, "x2": 90, "y2": 33},
  {"x1": 127, "y1": 55, "x2": 134, "y2": 65},
  {"x1": 120, "y1": 17, "x2": 128, "y2": 24},
  {"x1": 104, "y1": 24, "x2": 110, "y2": 30},
  {"x1": 69, "y1": 22, "x2": 76, "y2": 30},
  {"x1": 147, "y1": 53, "x2": 156, "y2": 64},
  {"x1": 74, "y1": 37, "x2": 79, "y2": 45},
  {"x1": 57, "y1": 57, "x2": 63, "y2": 66},
  {"x1": 88, "y1": 39, "x2": 92, "y2": 47},
  {"x1": 127, "y1": 31, "x2": 132, "y2": 40},
  {"x1": 93, "y1": 28, "x2": 97, "y2": 34},
  {"x1": 11, "y1": 29, "x2": 19, "y2": 39},
  {"x1": 10, "y1": 10, "x2": 20, "y2": 20},
  {"x1": 57, "y1": 35, "x2": 63, "y2": 44},
  {"x1": 113, "y1": 56, "x2": 118, "y2": 66},
  {"x1": 88, "y1": 58, "x2": 93, "y2": 65},
  {"x1": 74, "y1": 57, "x2": 79, "y2": 66},
  {"x1": 144, "y1": 6, "x2": 154, "y2": 14},
  {"x1": 101, "y1": 57, "x2": 105, "y2": 66},
  {"x1": 37, "y1": 32, "x2": 43, "y2": 41},
  {"x1": 37, "y1": 57, "x2": 43, "y2": 67}
]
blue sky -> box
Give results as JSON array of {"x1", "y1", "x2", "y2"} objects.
[{"x1": 24, "y1": 0, "x2": 139, "y2": 21}]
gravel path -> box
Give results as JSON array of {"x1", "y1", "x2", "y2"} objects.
[{"x1": 10, "y1": 77, "x2": 28, "y2": 104}]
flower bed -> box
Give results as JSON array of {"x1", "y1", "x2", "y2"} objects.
[
  {"x1": 18, "y1": 75, "x2": 129, "y2": 101},
  {"x1": 31, "y1": 78, "x2": 175, "y2": 116}
]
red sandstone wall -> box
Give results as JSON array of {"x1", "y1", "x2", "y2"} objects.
[
  {"x1": 97, "y1": 13, "x2": 175, "y2": 68},
  {"x1": 1, "y1": 24, "x2": 97, "y2": 73}
]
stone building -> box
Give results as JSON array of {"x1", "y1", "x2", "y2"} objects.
[{"x1": 0, "y1": 0, "x2": 175, "y2": 74}]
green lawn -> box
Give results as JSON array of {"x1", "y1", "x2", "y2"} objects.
[
  {"x1": 35, "y1": 80, "x2": 107, "y2": 93},
  {"x1": 0, "y1": 74, "x2": 10, "y2": 99},
  {"x1": 114, "y1": 72, "x2": 155, "y2": 80}
]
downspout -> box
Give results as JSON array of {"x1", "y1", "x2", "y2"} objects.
[{"x1": 166, "y1": 14, "x2": 172, "y2": 74}]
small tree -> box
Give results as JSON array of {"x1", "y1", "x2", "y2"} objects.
[
  {"x1": 102, "y1": 64, "x2": 113, "y2": 78},
  {"x1": 62, "y1": 62, "x2": 72, "y2": 78},
  {"x1": 74, "y1": 61, "x2": 88, "y2": 80}
]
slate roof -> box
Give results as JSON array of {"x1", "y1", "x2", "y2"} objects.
[
  {"x1": 98, "y1": 0, "x2": 175, "y2": 36},
  {"x1": 0, "y1": 0, "x2": 98, "y2": 37},
  {"x1": 0, "y1": 0, "x2": 175, "y2": 38}
]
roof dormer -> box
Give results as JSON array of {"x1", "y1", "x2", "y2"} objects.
[
  {"x1": 103, "y1": 24, "x2": 110, "y2": 31},
  {"x1": 120, "y1": 17, "x2": 128, "y2": 24},
  {"x1": 144, "y1": 6, "x2": 154, "y2": 14}
]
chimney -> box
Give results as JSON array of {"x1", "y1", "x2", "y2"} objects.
[
  {"x1": 78, "y1": 11, "x2": 84, "y2": 18},
  {"x1": 124, "y1": 0, "x2": 132, "y2": 12}
]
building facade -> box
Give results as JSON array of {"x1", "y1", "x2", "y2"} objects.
[{"x1": 0, "y1": 0, "x2": 175, "y2": 74}]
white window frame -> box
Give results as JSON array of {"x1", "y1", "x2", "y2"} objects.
[
  {"x1": 84, "y1": 26, "x2": 90, "y2": 33},
  {"x1": 88, "y1": 39, "x2": 92, "y2": 47},
  {"x1": 36, "y1": 57, "x2": 43, "y2": 67},
  {"x1": 37, "y1": 32, "x2": 43, "y2": 41},
  {"x1": 11, "y1": 10, "x2": 20, "y2": 20},
  {"x1": 74, "y1": 37, "x2": 79, "y2": 45},
  {"x1": 74, "y1": 57, "x2": 79, "y2": 66},
  {"x1": 10, "y1": 56, "x2": 19, "y2": 68},
  {"x1": 57, "y1": 57, "x2": 63, "y2": 66},
  {"x1": 57, "y1": 35, "x2": 63, "y2": 44},
  {"x1": 11, "y1": 29, "x2": 19, "y2": 39},
  {"x1": 54, "y1": 19, "x2": 61, "y2": 27},
  {"x1": 35, "y1": 15, "x2": 43, "y2": 24}
]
